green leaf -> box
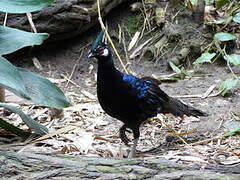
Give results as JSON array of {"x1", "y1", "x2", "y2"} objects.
[
  {"x1": 189, "y1": 0, "x2": 197, "y2": 5},
  {"x1": 205, "y1": 0, "x2": 214, "y2": 5},
  {"x1": 190, "y1": 0, "x2": 214, "y2": 6},
  {"x1": 0, "y1": 57, "x2": 30, "y2": 100},
  {"x1": 215, "y1": 0, "x2": 230, "y2": 9},
  {"x1": 214, "y1": 32, "x2": 237, "y2": 42},
  {"x1": 0, "y1": 57, "x2": 70, "y2": 108},
  {"x1": 219, "y1": 79, "x2": 240, "y2": 96},
  {"x1": 224, "y1": 54, "x2": 240, "y2": 66},
  {"x1": 0, "y1": 26, "x2": 49, "y2": 55},
  {"x1": 230, "y1": 112, "x2": 240, "y2": 121},
  {"x1": 233, "y1": 13, "x2": 240, "y2": 23},
  {"x1": 193, "y1": 53, "x2": 216, "y2": 64},
  {"x1": 211, "y1": 17, "x2": 232, "y2": 24},
  {"x1": 0, "y1": 118, "x2": 31, "y2": 138},
  {"x1": 223, "y1": 128, "x2": 240, "y2": 137},
  {"x1": 18, "y1": 68, "x2": 71, "y2": 108},
  {"x1": 0, "y1": 0, "x2": 53, "y2": 13},
  {"x1": 169, "y1": 61, "x2": 182, "y2": 74},
  {"x1": 0, "y1": 103, "x2": 48, "y2": 135}
]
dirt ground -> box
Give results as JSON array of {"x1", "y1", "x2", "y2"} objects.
[{"x1": 2, "y1": 3, "x2": 240, "y2": 167}]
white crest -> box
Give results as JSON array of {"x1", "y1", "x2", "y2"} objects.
[{"x1": 102, "y1": 48, "x2": 109, "y2": 56}]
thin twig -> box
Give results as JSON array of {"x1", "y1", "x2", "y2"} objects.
[
  {"x1": 161, "y1": 119, "x2": 190, "y2": 145},
  {"x1": 171, "y1": 10, "x2": 181, "y2": 21},
  {"x1": 173, "y1": 92, "x2": 220, "y2": 98},
  {"x1": 120, "y1": 27, "x2": 130, "y2": 65},
  {"x1": 34, "y1": 126, "x2": 78, "y2": 142},
  {"x1": 65, "y1": 51, "x2": 83, "y2": 87},
  {"x1": 190, "y1": 135, "x2": 223, "y2": 146},
  {"x1": 3, "y1": 13, "x2": 8, "y2": 26},
  {"x1": 141, "y1": 0, "x2": 151, "y2": 31},
  {"x1": 173, "y1": 84, "x2": 220, "y2": 98},
  {"x1": 96, "y1": 0, "x2": 128, "y2": 74},
  {"x1": 227, "y1": 60, "x2": 238, "y2": 79},
  {"x1": 217, "y1": 44, "x2": 238, "y2": 79},
  {"x1": 65, "y1": 43, "x2": 90, "y2": 87},
  {"x1": 26, "y1": 13, "x2": 37, "y2": 33},
  {"x1": 61, "y1": 74, "x2": 81, "y2": 88},
  {"x1": 159, "y1": 116, "x2": 205, "y2": 154}
]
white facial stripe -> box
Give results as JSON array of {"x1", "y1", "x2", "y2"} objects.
[{"x1": 102, "y1": 48, "x2": 109, "y2": 56}]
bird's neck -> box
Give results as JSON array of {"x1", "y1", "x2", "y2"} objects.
[{"x1": 97, "y1": 55, "x2": 118, "y2": 80}]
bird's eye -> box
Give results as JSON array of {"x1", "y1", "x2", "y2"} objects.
[{"x1": 96, "y1": 47, "x2": 104, "y2": 54}]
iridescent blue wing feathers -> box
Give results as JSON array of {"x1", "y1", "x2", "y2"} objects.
[{"x1": 122, "y1": 74, "x2": 169, "y2": 115}]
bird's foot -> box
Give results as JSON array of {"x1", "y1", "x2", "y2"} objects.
[
  {"x1": 127, "y1": 138, "x2": 139, "y2": 158},
  {"x1": 119, "y1": 125, "x2": 132, "y2": 146},
  {"x1": 127, "y1": 150, "x2": 136, "y2": 158}
]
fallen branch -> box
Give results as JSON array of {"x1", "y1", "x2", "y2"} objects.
[
  {"x1": 0, "y1": 151, "x2": 240, "y2": 179},
  {"x1": 0, "y1": 0, "x2": 130, "y2": 41}
]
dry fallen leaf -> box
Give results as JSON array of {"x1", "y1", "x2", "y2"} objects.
[
  {"x1": 220, "y1": 156, "x2": 240, "y2": 165},
  {"x1": 170, "y1": 155, "x2": 208, "y2": 163},
  {"x1": 32, "y1": 57, "x2": 43, "y2": 70},
  {"x1": 128, "y1": 31, "x2": 140, "y2": 51},
  {"x1": 72, "y1": 131, "x2": 94, "y2": 154}
]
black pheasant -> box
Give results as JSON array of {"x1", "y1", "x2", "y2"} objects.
[{"x1": 88, "y1": 31, "x2": 207, "y2": 158}]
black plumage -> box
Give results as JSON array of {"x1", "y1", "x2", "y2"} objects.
[{"x1": 88, "y1": 31, "x2": 207, "y2": 157}]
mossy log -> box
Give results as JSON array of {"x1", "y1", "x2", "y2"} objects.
[
  {"x1": 0, "y1": 151, "x2": 239, "y2": 179},
  {"x1": 0, "y1": 0, "x2": 131, "y2": 41}
]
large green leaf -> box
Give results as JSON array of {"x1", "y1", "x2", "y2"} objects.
[
  {"x1": 0, "y1": 57, "x2": 30, "y2": 100},
  {"x1": 0, "y1": 26, "x2": 49, "y2": 55},
  {"x1": 0, "y1": 57, "x2": 70, "y2": 108},
  {"x1": 233, "y1": 13, "x2": 240, "y2": 23},
  {"x1": 0, "y1": 103, "x2": 48, "y2": 135},
  {"x1": 193, "y1": 53, "x2": 216, "y2": 64},
  {"x1": 224, "y1": 54, "x2": 240, "y2": 66},
  {"x1": 0, "y1": 0, "x2": 53, "y2": 13},
  {"x1": 18, "y1": 68, "x2": 71, "y2": 108},
  {"x1": 219, "y1": 79, "x2": 240, "y2": 96},
  {"x1": 214, "y1": 32, "x2": 237, "y2": 42},
  {"x1": 0, "y1": 118, "x2": 31, "y2": 138}
]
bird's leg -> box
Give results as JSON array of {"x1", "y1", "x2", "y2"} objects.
[
  {"x1": 128, "y1": 138, "x2": 139, "y2": 158},
  {"x1": 120, "y1": 125, "x2": 140, "y2": 158},
  {"x1": 119, "y1": 125, "x2": 132, "y2": 146},
  {"x1": 128, "y1": 129, "x2": 140, "y2": 158}
]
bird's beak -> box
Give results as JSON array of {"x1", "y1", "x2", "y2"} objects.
[{"x1": 88, "y1": 52, "x2": 95, "y2": 58}]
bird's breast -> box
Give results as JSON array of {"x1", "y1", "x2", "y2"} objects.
[{"x1": 96, "y1": 79, "x2": 141, "y2": 121}]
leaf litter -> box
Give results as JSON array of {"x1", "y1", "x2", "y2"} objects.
[
  {"x1": 0, "y1": 72, "x2": 240, "y2": 166},
  {"x1": 1, "y1": 61, "x2": 239, "y2": 163}
]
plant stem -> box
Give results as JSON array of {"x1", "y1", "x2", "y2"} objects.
[
  {"x1": 96, "y1": 0, "x2": 128, "y2": 74},
  {"x1": 0, "y1": 87, "x2": 5, "y2": 102}
]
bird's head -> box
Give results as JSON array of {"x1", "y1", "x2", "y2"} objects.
[
  {"x1": 88, "y1": 44, "x2": 110, "y2": 59},
  {"x1": 88, "y1": 30, "x2": 111, "y2": 59}
]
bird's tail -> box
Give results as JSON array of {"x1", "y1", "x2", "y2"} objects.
[{"x1": 162, "y1": 97, "x2": 207, "y2": 117}]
